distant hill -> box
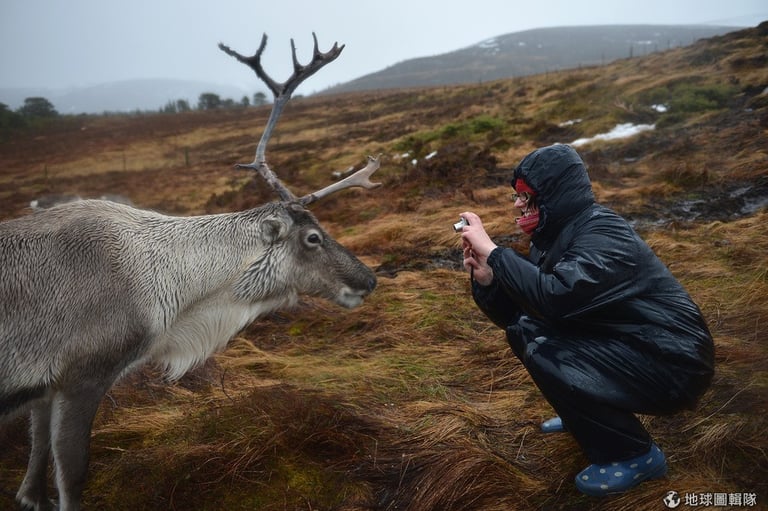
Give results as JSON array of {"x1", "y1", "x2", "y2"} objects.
[
  {"x1": 0, "y1": 79, "x2": 251, "y2": 115},
  {"x1": 0, "y1": 25, "x2": 746, "y2": 114},
  {"x1": 322, "y1": 24, "x2": 744, "y2": 94},
  {"x1": 2, "y1": 23, "x2": 767, "y2": 511}
]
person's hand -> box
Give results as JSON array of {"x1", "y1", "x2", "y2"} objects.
[
  {"x1": 459, "y1": 212, "x2": 497, "y2": 258},
  {"x1": 459, "y1": 212, "x2": 497, "y2": 286}
]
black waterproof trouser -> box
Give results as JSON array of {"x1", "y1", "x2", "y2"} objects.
[{"x1": 507, "y1": 316, "x2": 709, "y2": 465}]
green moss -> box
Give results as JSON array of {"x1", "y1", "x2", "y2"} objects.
[
  {"x1": 637, "y1": 81, "x2": 739, "y2": 128},
  {"x1": 208, "y1": 458, "x2": 361, "y2": 510},
  {"x1": 393, "y1": 114, "x2": 507, "y2": 155},
  {"x1": 288, "y1": 323, "x2": 305, "y2": 336}
]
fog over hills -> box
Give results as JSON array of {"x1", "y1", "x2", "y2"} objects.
[
  {"x1": 0, "y1": 79, "x2": 251, "y2": 116},
  {"x1": 0, "y1": 24, "x2": 744, "y2": 114}
]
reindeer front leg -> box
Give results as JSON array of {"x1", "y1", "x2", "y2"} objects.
[{"x1": 49, "y1": 384, "x2": 108, "y2": 511}]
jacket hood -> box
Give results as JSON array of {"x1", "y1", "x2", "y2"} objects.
[{"x1": 513, "y1": 144, "x2": 595, "y2": 241}]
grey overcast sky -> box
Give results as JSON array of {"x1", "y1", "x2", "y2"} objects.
[{"x1": 1, "y1": 0, "x2": 766, "y2": 95}]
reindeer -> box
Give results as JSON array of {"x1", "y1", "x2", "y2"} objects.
[{"x1": 0, "y1": 34, "x2": 380, "y2": 511}]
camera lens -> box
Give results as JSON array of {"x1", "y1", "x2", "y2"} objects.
[{"x1": 453, "y1": 218, "x2": 468, "y2": 232}]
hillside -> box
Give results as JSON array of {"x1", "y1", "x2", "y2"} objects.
[
  {"x1": 1, "y1": 22, "x2": 767, "y2": 511},
  {"x1": 323, "y1": 24, "x2": 744, "y2": 93}
]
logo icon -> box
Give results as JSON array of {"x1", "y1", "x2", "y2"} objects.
[{"x1": 664, "y1": 490, "x2": 681, "y2": 509}]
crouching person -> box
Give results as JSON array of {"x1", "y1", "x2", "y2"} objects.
[{"x1": 459, "y1": 143, "x2": 714, "y2": 496}]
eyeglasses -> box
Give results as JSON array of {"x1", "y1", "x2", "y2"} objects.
[{"x1": 512, "y1": 192, "x2": 533, "y2": 204}]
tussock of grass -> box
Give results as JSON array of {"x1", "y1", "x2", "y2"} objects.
[
  {"x1": 86, "y1": 382, "x2": 386, "y2": 510},
  {"x1": 2, "y1": 24, "x2": 768, "y2": 511}
]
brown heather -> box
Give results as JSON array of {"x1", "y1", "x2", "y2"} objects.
[{"x1": 1, "y1": 22, "x2": 767, "y2": 511}]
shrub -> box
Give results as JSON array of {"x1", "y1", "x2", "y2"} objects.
[
  {"x1": 639, "y1": 82, "x2": 736, "y2": 113},
  {"x1": 669, "y1": 83, "x2": 736, "y2": 113},
  {"x1": 467, "y1": 115, "x2": 505, "y2": 135},
  {"x1": 637, "y1": 82, "x2": 737, "y2": 128},
  {"x1": 0, "y1": 103, "x2": 27, "y2": 139},
  {"x1": 393, "y1": 115, "x2": 506, "y2": 157},
  {"x1": 18, "y1": 97, "x2": 58, "y2": 118}
]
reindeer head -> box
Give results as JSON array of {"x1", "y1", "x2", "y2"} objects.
[
  {"x1": 234, "y1": 202, "x2": 375, "y2": 308},
  {"x1": 221, "y1": 34, "x2": 380, "y2": 308}
]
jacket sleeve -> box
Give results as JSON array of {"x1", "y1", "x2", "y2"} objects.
[
  {"x1": 486, "y1": 217, "x2": 642, "y2": 322},
  {"x1": 471, "y1": 275, "x2": 524, "y2": 330}
]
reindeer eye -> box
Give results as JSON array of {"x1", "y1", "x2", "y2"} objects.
[{"x1": 306, "y1": 232, "x2": 322, "y2": 246}]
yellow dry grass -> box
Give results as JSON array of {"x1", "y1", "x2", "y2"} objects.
[{"x1": 1, "y1": 23, "x2": 767, "y2": 511}]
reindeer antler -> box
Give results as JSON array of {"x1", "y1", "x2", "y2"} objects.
[
  {"x1": 218, "y1": 33, "x2": 381, "y2": 205},
  {"x1": 298, "y1": 155, "x2": 381, "y2": 205}
]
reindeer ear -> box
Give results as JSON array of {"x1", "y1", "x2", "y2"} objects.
[{"x1": 260, "y1": 215, "x2": 289, "y2": 243}]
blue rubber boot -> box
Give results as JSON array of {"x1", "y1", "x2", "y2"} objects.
[
  {"x1": 575, "y1": 443, "x2": 668, "y2": 497},
  {"x1": 540, "y1": 416, "x2": 566, "y2": 433}
]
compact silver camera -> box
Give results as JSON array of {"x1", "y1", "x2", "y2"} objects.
[{"x1": 453, "y1": 217, "x2": 469, "y2": 232}]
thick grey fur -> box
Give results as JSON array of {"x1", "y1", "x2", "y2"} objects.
[{"x1": 0, "y1": 199, "x2": 376, "y2": 510}]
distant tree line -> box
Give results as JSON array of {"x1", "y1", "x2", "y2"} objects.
[
  {"x1": 0, "y1": 92, "x2": 273, "y2": 139},
  {"x1": 0, "y1": 97, "x2": 59, "y2": 139},
  {"x1": 161, "y1": 91, "x2": 270, "y2": 113}
]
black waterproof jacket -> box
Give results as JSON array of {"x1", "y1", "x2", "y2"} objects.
[{"x1": 472, "y1": 144, "x2": 714, "y2": 409}]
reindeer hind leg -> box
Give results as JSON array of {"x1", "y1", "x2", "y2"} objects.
[{"x1": 16, "y1": 395, "x2": 56, "y2": 511}]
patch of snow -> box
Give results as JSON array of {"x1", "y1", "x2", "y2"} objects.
[
  {"x1": 425, "y1": 150, "x2": 438, "y2": 160},
  {"x1": 478, "y1": 38, "x2": 498, "y2": 49},
  {"x1": 559, "y1": 118, "x2": 582, "y2": 127},
  {"x1": 651, "y1": 104, "x2": 668, "y2": 113},
  {"x1": 392, "y1": 152, "x2": 410, "y2": 161},
  {"x1": 571, "y1": 123, "x2": 655, "y2": 147}
]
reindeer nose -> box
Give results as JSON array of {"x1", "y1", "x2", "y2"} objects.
[{"x1": 366, "y1": 275, "x2": 377, "y2": 293}]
